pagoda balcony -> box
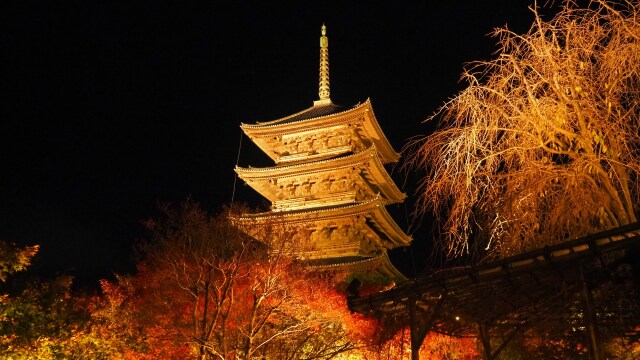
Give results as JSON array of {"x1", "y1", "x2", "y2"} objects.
[
  {"x1": 292, "y1": 240, "x2": 363, "y2": 260},
  {"x1": 272, "y1": 190, "x2": 357, "y2": 212}
]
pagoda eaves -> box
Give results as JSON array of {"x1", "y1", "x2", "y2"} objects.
[
  {"x1": 307, "y1": 251, "x2": 406, "y2": 281},
  {"x1": 236, "y1": 196, "x2": 412, "y2": 249},
  {"x1": 240, "y1": 99, "x2": 400, "y2": 165},
  {"x1": 235, "y1": 146, "x2": 406, "y2": 211}
]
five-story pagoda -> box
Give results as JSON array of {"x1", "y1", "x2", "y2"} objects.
[{"x1": 235, "y1": 25, "x2": 411, "y2": 282}]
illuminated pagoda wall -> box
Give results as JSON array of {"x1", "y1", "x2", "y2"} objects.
[{"x1": 235, "y1": 25, "x2": 411, "y2": 282}]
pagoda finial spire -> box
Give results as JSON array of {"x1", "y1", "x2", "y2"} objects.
[{"x1": 315, "y1": 23, "x2": 332, "y2": 106}]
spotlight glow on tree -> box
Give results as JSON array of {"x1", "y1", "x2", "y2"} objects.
[{"x1": 407, "y1": 0, "x2": 640, "y2": 259}]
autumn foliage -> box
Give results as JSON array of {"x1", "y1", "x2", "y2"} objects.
[
  {"x1": 87, "y1": 202, "x2": 364, "y2": 359},
  {"x1": 84, "y1": 202, "x2": 483, "y2": 359},
  {"x1": 1, "y1": 203, "x2": 481, "y2": 359}
]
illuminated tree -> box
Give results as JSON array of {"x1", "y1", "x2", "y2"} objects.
[
  {"x1": 0, "y1": 241, "x2": 38, "y2": 283},
  {"x1": 0, "y1": 242, "x2": 77, "y2": 358},
  {"x1": 102, "y1": 201, "x2": 357, "y2": 359},
  {"x1": 0, "y1": 243, "x2": 120, "y2": 359},
  {"x1": 358, "y1": 328, "x2": 479, "y2": 360},
  {"x1": 407, "y1": 0, "x2": 640, "y2": 258}
]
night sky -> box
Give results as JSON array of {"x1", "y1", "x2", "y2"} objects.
[{"x1": 2, "y1": 1, "x2": 560, "y2": 287}]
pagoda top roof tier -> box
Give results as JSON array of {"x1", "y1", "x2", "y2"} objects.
[
  {"x1": 241, "y1": 99, "x2": 400, "y2": 165},
  {"x1": 236, "y1": 196, "x2": 412, "y2": 248},
  {"x1": 255, "y1": 103, "x2": 348, "y2": 126},
  {"x1": 235, "y1": 146, "x2": 406, "y2": 208}
]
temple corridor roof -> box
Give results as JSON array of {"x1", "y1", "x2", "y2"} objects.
[{"x1": 348, "y1": 223, "x2": 640, "y2": 341}]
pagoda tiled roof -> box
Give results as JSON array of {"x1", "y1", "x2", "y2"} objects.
[
  {"x1": 235, "y1": 146, "x2": 406, "y2": 205},
  {"x1": 240, "y1": 99, "x2": 401, "y2": 164},
  {"x1": 305, "y1": 251, "x2": 407, "y2": 281},
  {"x1": 304, "y1": 255, "x2": 372, "y2": 267},
  {"x1": 236, "y1": 196, "x2": 412, "y2": 248},
  {"x1": 255, "y1": 103, "x2": 350, "y2": 126}
]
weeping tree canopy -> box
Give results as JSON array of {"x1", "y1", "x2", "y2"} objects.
[{"x1": 407, "y1": 0, "x2": 640, "y2": 260}]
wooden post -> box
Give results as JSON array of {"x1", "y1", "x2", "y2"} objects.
[
  {"x1": 478, "y1": 322, "x2": 493, "y2": 360},
  {"x1": 408, "y1": 295, "x2": 420, "y2": 360},
  {"x1": 408, "y1": 294, "x2": 444, "y2": 360},
  {"x1": 580, "y1": 264, "x2": 602, "y2": 360},
  {"x1": 490, "y1": 325, "x2": 522, "y2": 359}
]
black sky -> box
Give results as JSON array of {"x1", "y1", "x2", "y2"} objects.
[{"x1": 1, "y1": 1, "x2": 559, "y2": 286}]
